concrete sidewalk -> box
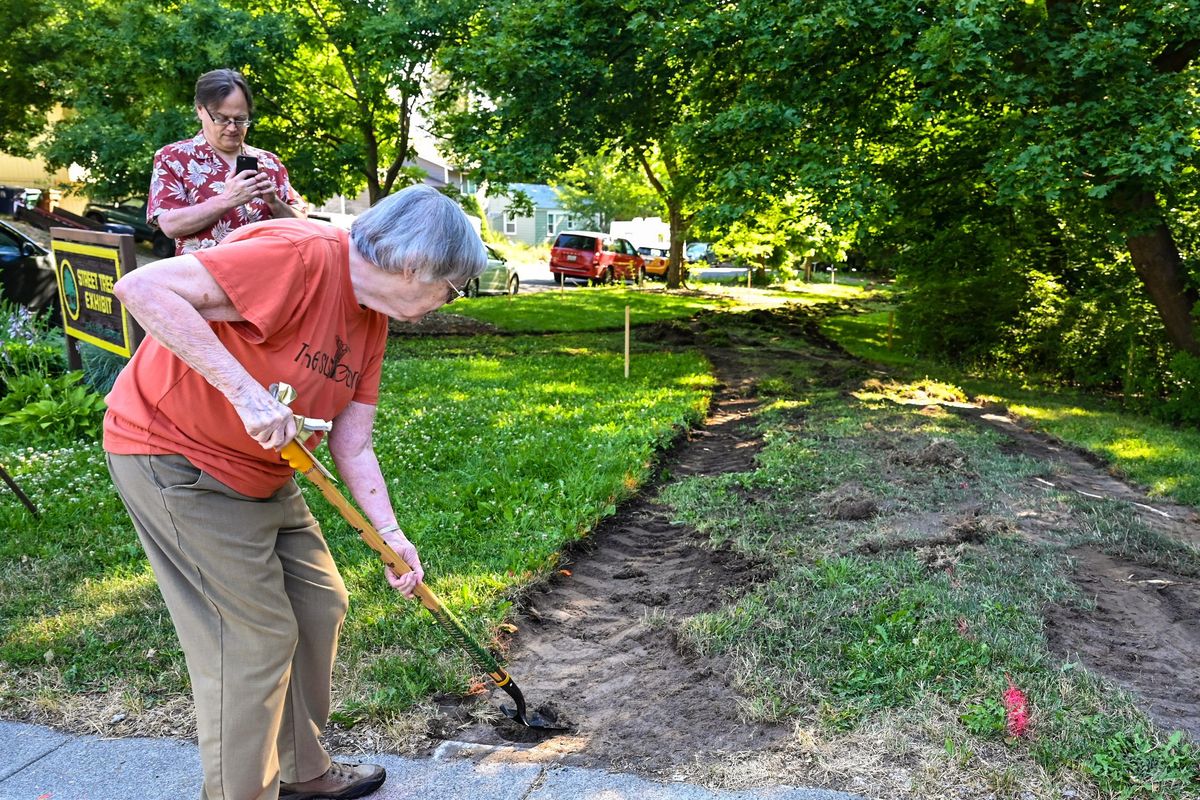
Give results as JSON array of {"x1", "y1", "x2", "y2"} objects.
[{"x1": 1, "y1": 720, "x2": 867, "y2": 800}]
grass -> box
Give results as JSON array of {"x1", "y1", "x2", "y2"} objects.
[
  {"x1": 0, "y1": 330, "x2": 711, "y2": 723},
  {"x1": 447, "y1": 278, "x2": 876, "y2": 334},
  {"x1": 823, "y1": 304, "x2": 1200, "y2": 507},
  {"x1": 4, "y1": 281, "x2": 1198, "y2": 798},
  {"x1": 2, "y1": 284, "x2": 873, "y2": 727},
  {"x1": 449, "y1": 285, "x2": 735, "y2": 332},
  {"x1": 659, "y1": 355, "x2": 1200, "y2": 798}
]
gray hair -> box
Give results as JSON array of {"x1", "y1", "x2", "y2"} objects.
[
  {"x1": 195, "y1": 69, "x2": 254, "y2": 114},
  {"x1": 350, "y1": 184, "x2": 486, "y2": 284}
]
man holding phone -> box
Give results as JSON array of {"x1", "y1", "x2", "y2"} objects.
[{"x1": 148, "y1": 69, "x2": 306, "y2": 256}]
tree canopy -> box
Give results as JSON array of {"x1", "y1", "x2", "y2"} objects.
[
  {"x1": 0, "y1": 0, "x2": 471, "y2": 205},
  {"x1": 5, "y1": 0, "x2": 1200, "y2": 410}
]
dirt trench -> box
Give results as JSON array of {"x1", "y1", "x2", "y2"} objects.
[
  {"x1": 423, "y1": 346, "x2": 789, "y2": 773},
  {"x1": 963, "y1": 407, "x2": 1200, "y2": 740}
]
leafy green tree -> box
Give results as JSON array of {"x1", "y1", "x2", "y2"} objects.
[
  {"x1": 2, "y1": 0, "x2": 278, "y2": 200},
  {"x1": 685, "y1": 0, "x2": 1200, "y2": 356},
  {"x1": 552, "y1": 149, "x2": 662, "y2": 232},
  {"x1": 249, "y1": 0, "x2": 471, "y2": 204},
  {"x1": 434, "y1": 0, "x2": 709, "y2": 287},
  {"x1": 0, "y1": 0, "x2": 470, "y2": 206}
]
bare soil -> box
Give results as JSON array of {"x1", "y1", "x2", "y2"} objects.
[{"x1": 963, "y1": 407, "x2": 1200, "y2": 740}]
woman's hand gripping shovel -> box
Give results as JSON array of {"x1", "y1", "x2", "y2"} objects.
[{"x1": 271, "y1": 383, "x2": 566, "y2": 732}]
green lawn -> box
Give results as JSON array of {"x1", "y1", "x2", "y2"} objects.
[
  {"x1": 449, "y1": 285, "x2": 737, "y2": 332},
  {"x1": 823, "y1": 307, "x2": 1200, "y2": 507},
  {"x1": 0, "y1": 330, "x2": 711, "y2": 722},
  {"x1": 447, "y1": 279, "x2": 875, "y2": 334},
  {"x1": 4, "y1": 281, "x2": 1197, "y2": 798}
]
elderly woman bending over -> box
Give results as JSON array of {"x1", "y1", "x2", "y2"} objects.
[{"x1": 104, "y1": 184, "x2": 485, "y2": 800}]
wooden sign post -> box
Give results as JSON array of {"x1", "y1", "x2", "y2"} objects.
[{"x1": 49, "y1": 227, "x2": 144, "y2": 369}]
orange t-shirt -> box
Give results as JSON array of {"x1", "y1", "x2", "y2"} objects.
[{"x1": 103, "y1": 219, "x2": 389, "y2": 498}]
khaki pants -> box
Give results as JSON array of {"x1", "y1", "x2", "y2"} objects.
[{"x1": 107, "y1": 454, "x2": 349, "y2": 800}]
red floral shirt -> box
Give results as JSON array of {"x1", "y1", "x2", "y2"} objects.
[{"x1": 147, "y1": 132, "x2": 305, "y2": 255}]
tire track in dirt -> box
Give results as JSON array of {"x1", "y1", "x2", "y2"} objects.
[
  {"x1": 1043, "y1": 550, "x2": 1200, "y2": 738},
  {"x1": 955, "y1": 406, "x2": 1200, "y2": 740},
  {"x1": 425, "y1": 348, "x2": 788, "y2": 774}
]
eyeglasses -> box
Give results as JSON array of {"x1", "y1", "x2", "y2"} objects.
[
  {"x1": 444, "y1": 279, "x2": 465, "y2": 304},
  {"x1": 203, "y1": 107, "x2": 252, "y2": 129}
]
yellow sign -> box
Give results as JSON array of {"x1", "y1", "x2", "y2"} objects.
[{"x1": 51, "y1": 237, "x2": 137, "y2": 358}]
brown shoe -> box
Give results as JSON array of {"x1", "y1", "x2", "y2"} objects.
[{"x1": 279, "y1": 761, "x2": 386, "y2": 799}]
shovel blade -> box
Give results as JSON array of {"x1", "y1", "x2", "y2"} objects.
[
  {"x1": 500, "y1": 703, "x2": 571, "y2": 732},
  {"x1": 495, "y1": 679, "x2": 570, "y2": 732}
]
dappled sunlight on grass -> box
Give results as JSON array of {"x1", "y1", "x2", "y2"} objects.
[
  {"x1": 448, "y1": 280, "x2": 876, "y2": 334},
  {"x1": 820, "y1": 309, "x2": 1200, "y2": 507},
  {"x1": 1108, "y1": 437, "x2": 1180, "y2": 462},
  {"x1": 1007, "y1": 402, "x2": 1106, "y2": 423},
  {"x1": 13, "y1": 568, "x2": 158, "y2": 643}
]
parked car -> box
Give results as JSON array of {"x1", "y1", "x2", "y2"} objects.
[
  {"x1": 636, "y1": 246, "x2": 691, "y2": 281},
  {"x1": 0, "y1": 219, "x2": 58, "y2": 320},
  {"x1": 465, "y1": 245, "x2": 519, "y2": 296},
  {"x1": 637, "y1": 246, "x2": 669, "y2": 279},
  {"x1": 85, "y1": 198, "x2": 175, "y2": 257},
  {"x1": 684, "y1": 241, "x2": 737, "y2": 269},
  {"x1": 550, "y1": 231, "x2": 645, "y2": 285}
]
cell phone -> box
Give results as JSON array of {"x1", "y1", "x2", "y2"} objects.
[{"x1": 235, "y1": 154, "x2": 258, "y2": 175}]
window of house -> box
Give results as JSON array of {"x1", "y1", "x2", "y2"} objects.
[
  {"x1": 546, "y1": 211, "x2": 565, "y2": 237},
  {"x1": 504, "y1": 213, "x2": 517, "y2": 235}
]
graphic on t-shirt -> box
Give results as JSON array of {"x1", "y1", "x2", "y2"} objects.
[{"x1": 294, "y1": 336, "x2": 361, "y2": 388}]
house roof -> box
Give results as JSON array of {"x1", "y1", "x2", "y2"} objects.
[{"x1": 507, "y1": 183, "x2": 563, "y2": 209}]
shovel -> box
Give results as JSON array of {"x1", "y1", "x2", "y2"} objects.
[{"x1": 272, "y1": 385, "x2": 565, "y2": 732}]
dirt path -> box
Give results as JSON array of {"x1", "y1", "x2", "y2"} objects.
[{"x1": 425, "y1": 351, "x2": 789, "y2": 773}]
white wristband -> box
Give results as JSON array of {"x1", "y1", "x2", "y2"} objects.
[{"x1": 377, "y1": 524, "x2": 402, "y2": 536}]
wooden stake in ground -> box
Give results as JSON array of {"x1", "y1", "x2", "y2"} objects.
[{"x1": 624, "y1": 305, "x2": 631, "y2": 378}]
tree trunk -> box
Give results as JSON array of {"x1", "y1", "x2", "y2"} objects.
[
  {"x1": 666, "y1": 204, "x2": 687, "y2": 289},
  {"x1": 1111, "y1": 187, "x2": 1200, "y2": 356},
  {"x1": 637, "y1": 148, "x2": 690, "y2": 289}
]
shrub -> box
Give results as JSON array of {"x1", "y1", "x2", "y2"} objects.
[
  {"x1": 79, "y1": 342, "x2": 128, "y2": 395},
  {"x1": 0, "y1": 372, "x2": 107, "y2": 446},
  {"x1": 1158, "y1": 352, "x2": 1200, "y2": 426},
  {"x1": 0, "y1": 303, "x2": 67, "y2": 393}
]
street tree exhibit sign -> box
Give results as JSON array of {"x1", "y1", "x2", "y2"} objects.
[{"x1": 49, "y1": 228, "x2": 143, "y2": 367}]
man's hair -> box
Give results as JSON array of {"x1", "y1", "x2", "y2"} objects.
[
  {"x1": 194, "y1": 69, "x2": 253, "y2": 114},
  {"x1": 351, "y1": 184, "x2": 486, "y2": 285}
]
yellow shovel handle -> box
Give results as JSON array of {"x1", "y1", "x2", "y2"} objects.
[{"x1": 280, "y1": 438, "x2": 440, "y2": 612}]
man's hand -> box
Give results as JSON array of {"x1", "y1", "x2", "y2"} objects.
[
  {"x1": 380, "y1": 529, "x2": 424, "y2": 599},
  {"x1": 223, "y1": 169, "x2": 273, "y2": 207}
]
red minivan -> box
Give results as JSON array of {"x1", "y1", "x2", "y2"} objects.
[{"x1": 549, "y1": 231, "x2": 645, "y2": 285}]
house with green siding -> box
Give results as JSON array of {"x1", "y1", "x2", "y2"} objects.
[{"x1": 486, "y1": 183, "x2": 597, "y2": 245}]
